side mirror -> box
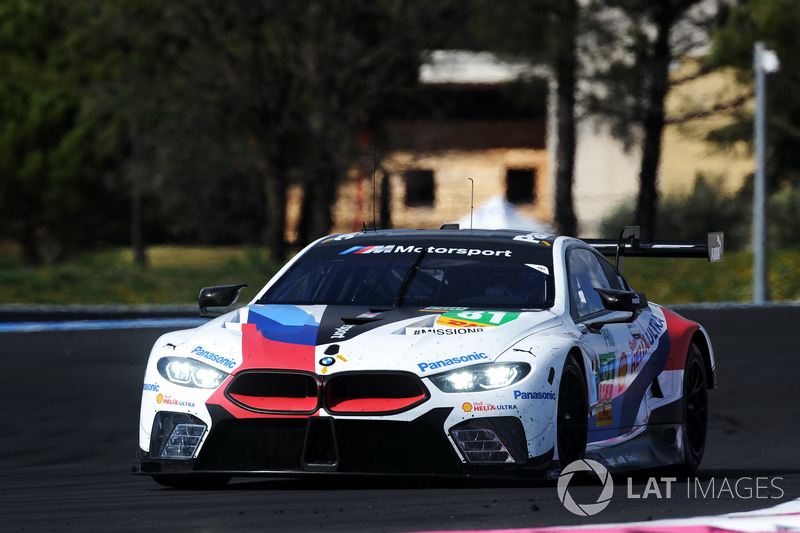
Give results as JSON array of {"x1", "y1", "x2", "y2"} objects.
[
  {"x1": 586, "y1": 288, "x2": 648, "y2": 332},
  {"x1": 596, "y1": 288, "x2": 648, "y2": 314},
  {"x1": 199, "y1": 284, "x2": 248, "y2": 318}
]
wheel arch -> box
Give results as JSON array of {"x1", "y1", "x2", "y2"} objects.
[
  {"x1": 661, "y1": 307, "x2": 716, "y2": 390},
  {"x1": 690, "y1": 329, "x2": 715, "y2": 390},
  {"x1": 555, "y1": 346, "x2": 590, "y2": 466},
  {"x1": 568, "y1": 346, "x2": 590, "y2": 392}
]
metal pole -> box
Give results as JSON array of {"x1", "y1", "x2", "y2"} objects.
[{"x1": 753, "y1": 42, "x2": 767, "y2": 303}]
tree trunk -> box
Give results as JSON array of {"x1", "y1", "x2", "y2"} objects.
[
  {"x1": 379, "y1": 166, "x2": 392, "y2": 230},
  {"x1": 296, "y1": 155, "x2": 339, "y2": 244},
  {"x1": 553, "y1": 0, "x2": 578, "y2": 237},
  {"x1": 263, "y1": 146, "x2": 288, "y2": 261},
  {"x1": 636, "y1": 1, "x2": 674, "y2": 241}
]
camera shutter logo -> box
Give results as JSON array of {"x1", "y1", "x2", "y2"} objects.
[{"x1": 556, "y1": 459, "x2": 614, "y2": 516}]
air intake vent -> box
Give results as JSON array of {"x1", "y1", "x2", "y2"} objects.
[
  {"x1": 452, "y1": 428, "x2": 514, "y2": 463},
  {"x1": 449, "y1": 418, "x2": 527, "y2": 463},
  {"x1": 303, "y1": 418, "x2": 338, "y2": 471},
  {"x1": 226, "y1": 370, "x2": 319, "y2": 414},
  {"x1": 324, "y1": 372, "x2": 428, "y2": 415}
]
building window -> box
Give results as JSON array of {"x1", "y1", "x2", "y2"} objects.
[
  {"x1": 506, "y1": 168, "x2": 536, "y2": 205},
  {"x1": 404, "y1": 170, "x2": 435, "y2": 207}
]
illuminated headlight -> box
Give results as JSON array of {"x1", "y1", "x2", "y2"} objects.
[
  {"x1": 429, "y1": 363, "x2": 529, "y2": 393},
  {"x1": 157, "y1": 357, "x2": 228, "y2": 389}
]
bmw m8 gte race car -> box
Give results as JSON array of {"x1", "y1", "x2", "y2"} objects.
[{"x1": 134, "y1": 226, "x2": 723, "y2": 488}]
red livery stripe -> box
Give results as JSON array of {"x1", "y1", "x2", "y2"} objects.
[{"x1": 661, "y1": 308, "x2": 700, "y2": 371}]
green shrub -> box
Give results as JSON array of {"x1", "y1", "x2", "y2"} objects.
[
  {"x1": 599, "y1": 174, "x2": 750, "y2": 249},
  {"x1": 768, "y1": 184, "x2": 800, "y2": 249}
]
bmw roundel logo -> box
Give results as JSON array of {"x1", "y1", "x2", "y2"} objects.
[{"x1": 319, "y1": 357, "x2": 336, "y2": 366}]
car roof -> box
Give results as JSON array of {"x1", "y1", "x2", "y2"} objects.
[{"x1": 315, "y1": 228, "x2": 560, "y2": 245}]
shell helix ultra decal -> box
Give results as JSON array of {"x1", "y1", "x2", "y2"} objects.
[{"x1": 436, "y1": 310, "x2": 521, "y2": 328}]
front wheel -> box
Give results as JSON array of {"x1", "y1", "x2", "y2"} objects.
[
  {"x1": 557, "y1": 354, "x2": 588, "y2": 467},
  {"x1": 680, "y1": 343, "x2": 708, "y2": 474}
]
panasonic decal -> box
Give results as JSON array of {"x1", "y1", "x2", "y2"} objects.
[
  {"x1": 191, "y1": 345, "x2": 237, "y2": 369},
  {"x1": 417, "y1": 352, "x2": 488, "y2": 372}
]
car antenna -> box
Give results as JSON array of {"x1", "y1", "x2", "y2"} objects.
[{"x1": 468, "y1": 177, "x2": 474, "y2": 234}]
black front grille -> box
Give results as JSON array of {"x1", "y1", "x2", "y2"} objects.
[
  {"x1": 303, "y1": 418, "x2": 338, "y2": 471},
  {"x1": 225, "y1": 370, "x2": 319, "y2": 414},
  {"x1": 224, "y1": 370, "x2": 429, "y2": 416},
  {"x1": 324, "y1": 371, "x2": 429, "y2": 415},
  {"x1": 194, "y1": 408, "x2": 462, "y2": 475},
  {"x1": 197, "y1": 418, "x2": 307, "y2": 471}
]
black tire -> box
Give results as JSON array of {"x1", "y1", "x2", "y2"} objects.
[
  {"x1": 151, "y1": 474, "x2": 231, "y2": 490},
  {"x1": 557, "y1": 354, "x2": 588, "y2": 467},
  {"x1": 680, "y1": 342, "x2": 708, "y2": 474}
]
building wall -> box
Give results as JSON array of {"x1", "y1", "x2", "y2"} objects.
[
  {"x1": 572, "y1": 118, "x2": 641, "y2": 236},
  {"x1": 571, "y1": 65, "x2": 753, "y2": 236},
  {"x1": 660, "y1": 65, "x2": 753, "y2": 195},
  {"x1": 322, "y1": 62, "x2": 753, "y2": 240},
  {"x1": 330, "y1": 119, "x2": 550, "y2": 233}
]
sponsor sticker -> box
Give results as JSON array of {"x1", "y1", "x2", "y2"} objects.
[
  {"x1": 643, "y1": 315, "x2": 666, "y2": 345},
  {"x1": 417, "y1": 352, "x2": 489, "y2": 372},
  {"x1": 617, "y1": 353, "x2": 628, "y2": 394},
  {"x1": 331, "y1": 324, "x2": 354, "y2": 339},
  {"x1": 598, "y1": 351, "x2": 616, "y2": 403},
  {"x1": 596, "y1": 403, "x2": 614, "y2": 426},
  {"x1": 437, "y1": 310, "x2": 520, "y2": 328},
  {"x1": 461, "y1": 401, "x2": 518, "y2": 412},
  {"x1": 526, "y1": 264, "x2": 550, "y2": 275},
  {"x1": 156, "y1": 394, "x2": 196, "y2": 408},
  {"x1": 338, "y1": 245, "x2": 512, "y2": 257},
  {"x1": 513, "y1": 390, "x2": 556, "y2": 400},
  {"x1": 513, "y1": 233, "x2": 552, "y2": 245},
  {"x1": 407, "y1": 327, "x2": 485, "y2": 336},
  {"x1": 190, "y1": 345, "x2": 237, "y2": 369}
]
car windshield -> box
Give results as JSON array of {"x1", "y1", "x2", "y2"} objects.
[{"x1": 259, "y1": 239, "x2": 555, "y2": 309}]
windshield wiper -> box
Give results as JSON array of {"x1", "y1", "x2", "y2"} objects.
[{"x1": 393, "y1": 249, "x2": 427, "y2": 307}]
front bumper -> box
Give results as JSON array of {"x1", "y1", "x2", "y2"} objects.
[{"x1": 133, "y1": 407, "x2": 553, "y2": 479}]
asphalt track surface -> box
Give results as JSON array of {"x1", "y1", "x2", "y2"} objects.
[{"x1": 2, "y1": 306, "x2": 799, "y2": 532}]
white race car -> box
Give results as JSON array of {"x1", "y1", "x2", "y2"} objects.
[{"x1": 134, "y1": 227, "x2": 723, "y2": 488}]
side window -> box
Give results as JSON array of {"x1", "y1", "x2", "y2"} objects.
[
  {"x1": 567, "y1": 248, "x2": 613, "y2": 319},
  {"x1": 597, "y1": 254, "x2": 627, "y2": 291}
]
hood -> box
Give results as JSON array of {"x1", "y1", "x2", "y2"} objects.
[{"x1": 182, "y1": 303, "x2": 562, "y2": 377}]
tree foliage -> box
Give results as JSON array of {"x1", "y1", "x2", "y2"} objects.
[
  {"x1": 11, "y1": 0, "x2": 736, "y2": 264},
  {"x1": 0, "y1": 0, "x2": 465, "y2": 264},
  {"x1": 600, "y1": 174, "x2": 750, "y2": 249},
  {"x1": 709, "y1": 0, "x2": 800, "y2": 189},
  {"x1": 461, "y1": 0, "x2": 579, "y2": 236},
  {"x1": 134, "y1": 1, "x2": 466, "y2": 259},
  {"x1": 583, "y1": 0, "x2": 725, "y2": 240},
  {"x1": 0, "y1": 0, "x2": 129, "y2": 264}
]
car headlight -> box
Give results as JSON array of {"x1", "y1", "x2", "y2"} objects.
[
  {"x1": 429, "y1": 363, "x2": 529, "y2": 393},
  {"x1": 157, "y1": 357, "x2": 229, "y2": 389}
]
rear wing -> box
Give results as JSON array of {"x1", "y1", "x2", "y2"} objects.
[{"x1": 584, "y1": 226, "x2": 724, "y2": 271}]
